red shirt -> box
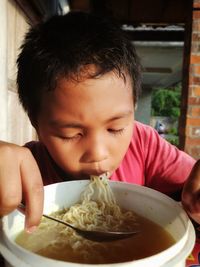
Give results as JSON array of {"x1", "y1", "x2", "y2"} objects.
[{"x1": 25, "y1": 121, "x2": 195, "y2": 196}]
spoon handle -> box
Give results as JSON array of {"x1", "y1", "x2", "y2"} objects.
[
  {"x1": 17, "y1": 203, "x2": 140, "y2": 242},
  {"x1": 41, "y1": 213, "x2": 78, "y2": 230},
  {"x1": 17, "y1": 203, "x2": 77, "y2": 230}
]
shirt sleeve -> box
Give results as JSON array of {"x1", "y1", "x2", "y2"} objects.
[{"x1": 141, "y1": 124, "x2": 196, "y2": 195}]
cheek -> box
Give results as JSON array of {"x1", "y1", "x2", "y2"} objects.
[
  {"x1": 43, "y1": 137, "x2": 66, "y2": 157},
  {"x1": 37, "y1": 129, "x2": 82, "y2": 174},
  {"x1": 44, "y1": 139, "x2": 80, "y2": 171},
  {"x1": 114, "y1": 125, "x2": 133, "y2": 157},
  {"x1": 122, "y1": 127, "x2": 133, "y2": 150},
  {"x1": 37, "y1": 133, "x2": 65, "y2": 158}
]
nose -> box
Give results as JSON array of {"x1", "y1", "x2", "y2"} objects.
[{"x1": 81, "y1": 134, "x2": 108, "y2": 163}]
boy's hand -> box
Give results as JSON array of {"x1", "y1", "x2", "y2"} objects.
[
  {"x1": 182, "y1": 159, "x2": 200, "y2": 224},
  {"x1": 0, "y1": 141, "x2": 44, "y2": 232}
]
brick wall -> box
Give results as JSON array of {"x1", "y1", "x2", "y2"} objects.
[{"x1": 180, "y1": 0, "x2": 200, "y2": 159}]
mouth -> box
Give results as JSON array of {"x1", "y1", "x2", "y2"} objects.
[{"x1": 79, "y1": 171, "x2": 111, "y2": 180}]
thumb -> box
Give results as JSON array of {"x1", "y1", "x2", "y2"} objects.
[
  {"x1": 183, "y1": 159, "x2": 200, "y2": 193},
  {"x1": 182, "y1": 159, "x2": 200, "y2": 213}
]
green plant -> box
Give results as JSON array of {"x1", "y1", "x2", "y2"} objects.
[
  {"x1": 165, "y1": 136, "x2": 179, "y2": 147},
  {"x1": 151, "y1": 85, "x2": 181, "y2": 118},
  {"x1": 168, "y1": 127, "x2": 178, "y2": 135},
  {"x1": 151, "y1": 84, "x2": 181, "y2": 147}
]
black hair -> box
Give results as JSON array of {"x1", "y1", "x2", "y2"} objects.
[{"x1": 17, "y1": 11, "x2": 141, "y2": 122}]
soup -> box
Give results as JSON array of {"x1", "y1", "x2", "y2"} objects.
[
  {"x1": 16, "y1": 211, "x2": 175, "y2": 264},
  {"x1": 15, "y1": 176, "x2": 175, "y2": 264}
]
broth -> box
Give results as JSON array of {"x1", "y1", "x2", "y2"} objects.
[{"x1": 16, "y1": 211, "x2": 175, "y2": 264}]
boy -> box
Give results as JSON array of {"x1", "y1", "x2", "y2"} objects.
[{"x1": 0, "y1": 11, "x2": 199, "y2": 233}]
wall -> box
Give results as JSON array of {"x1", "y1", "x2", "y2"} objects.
[
  {"x1": 180, "y1": 0, "x2": 200, "y2": 159},
  {"x1": 135, "y1": 87, "x2": 152, "y2": 125},
  {"x1": 0, "y1": 0, "x2": 37, "y2": 145}
]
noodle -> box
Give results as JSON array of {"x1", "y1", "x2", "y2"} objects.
[
  {"x1": 43, "y1": 174, "x2": 138, "y2": 261},
  {"x1": 60, "y1": 174, "x2": 137, "y2": 232}
]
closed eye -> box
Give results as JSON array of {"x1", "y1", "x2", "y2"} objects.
[
  {"x1": 108, "y1": 128, "x2": 125, "y2": 135},
  {"x1": 59, "y1": 133, "x2": 82, "y2": 141}
]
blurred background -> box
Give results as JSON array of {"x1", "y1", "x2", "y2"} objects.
[{"x1": 0, "y1": 0, "x2": 199, "y2": 159}]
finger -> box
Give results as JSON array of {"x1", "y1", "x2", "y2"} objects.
[
  {"x1": 186, "y1": 210, "x2": 200, "y2": 225},
  {"x1": 182, "y1": 197, "x2": 200, "y2": 214},
  {"x1": 20, "y1": 148, "x2": 44, "y2": 232},
  {"x1": 0, "y1": 149, "x2": 22, "y2": 215},
  {"x1": 182, "y1": 159, "x2": 200, "y2": 213},
  {"x1": 183, "y1": 159, "x2": 200, "y2": 193}
]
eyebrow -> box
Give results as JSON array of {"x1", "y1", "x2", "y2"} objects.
[
  {"x1": 49, "y1": 121, "x2": 84, "y2": 128},
  {"x1": 106, "y1": 110, "x2": 133, "y2": 123},
  {"x1": 49, "y1": 110, "x2": 133, "y2": 128}
]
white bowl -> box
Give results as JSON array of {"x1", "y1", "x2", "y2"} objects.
[{"x1": 0, "y1": 180, "x2": 195, "y2": 267}]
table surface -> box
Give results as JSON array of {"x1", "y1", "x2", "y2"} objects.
[{"x1": 1, "y1": 224, "x2": 200, "y2": 267}]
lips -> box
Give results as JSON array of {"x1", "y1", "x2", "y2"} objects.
[{"x1": 81, "y1": 170, "x2": 111, "y2": 179}]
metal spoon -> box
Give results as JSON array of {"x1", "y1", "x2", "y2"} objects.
[{"x1": 18, "y1": 203, "x2": 140, "y2": 242}]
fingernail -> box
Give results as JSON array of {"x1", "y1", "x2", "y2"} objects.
[{"x1": 25, "y1": 226, "x2": 37, "y2": 233}]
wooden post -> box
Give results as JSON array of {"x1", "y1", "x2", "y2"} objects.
[{"x1": 179, "y1": 0, "x2": 200, "y2": 159}]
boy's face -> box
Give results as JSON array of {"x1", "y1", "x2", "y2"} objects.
[{"x1": 36, "y1": 69, "x2": 134, "y2": 180}]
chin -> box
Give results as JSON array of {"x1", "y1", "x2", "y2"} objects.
[{"x1": 74, "y1": 174, "x2": 90, "y2": 180}]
